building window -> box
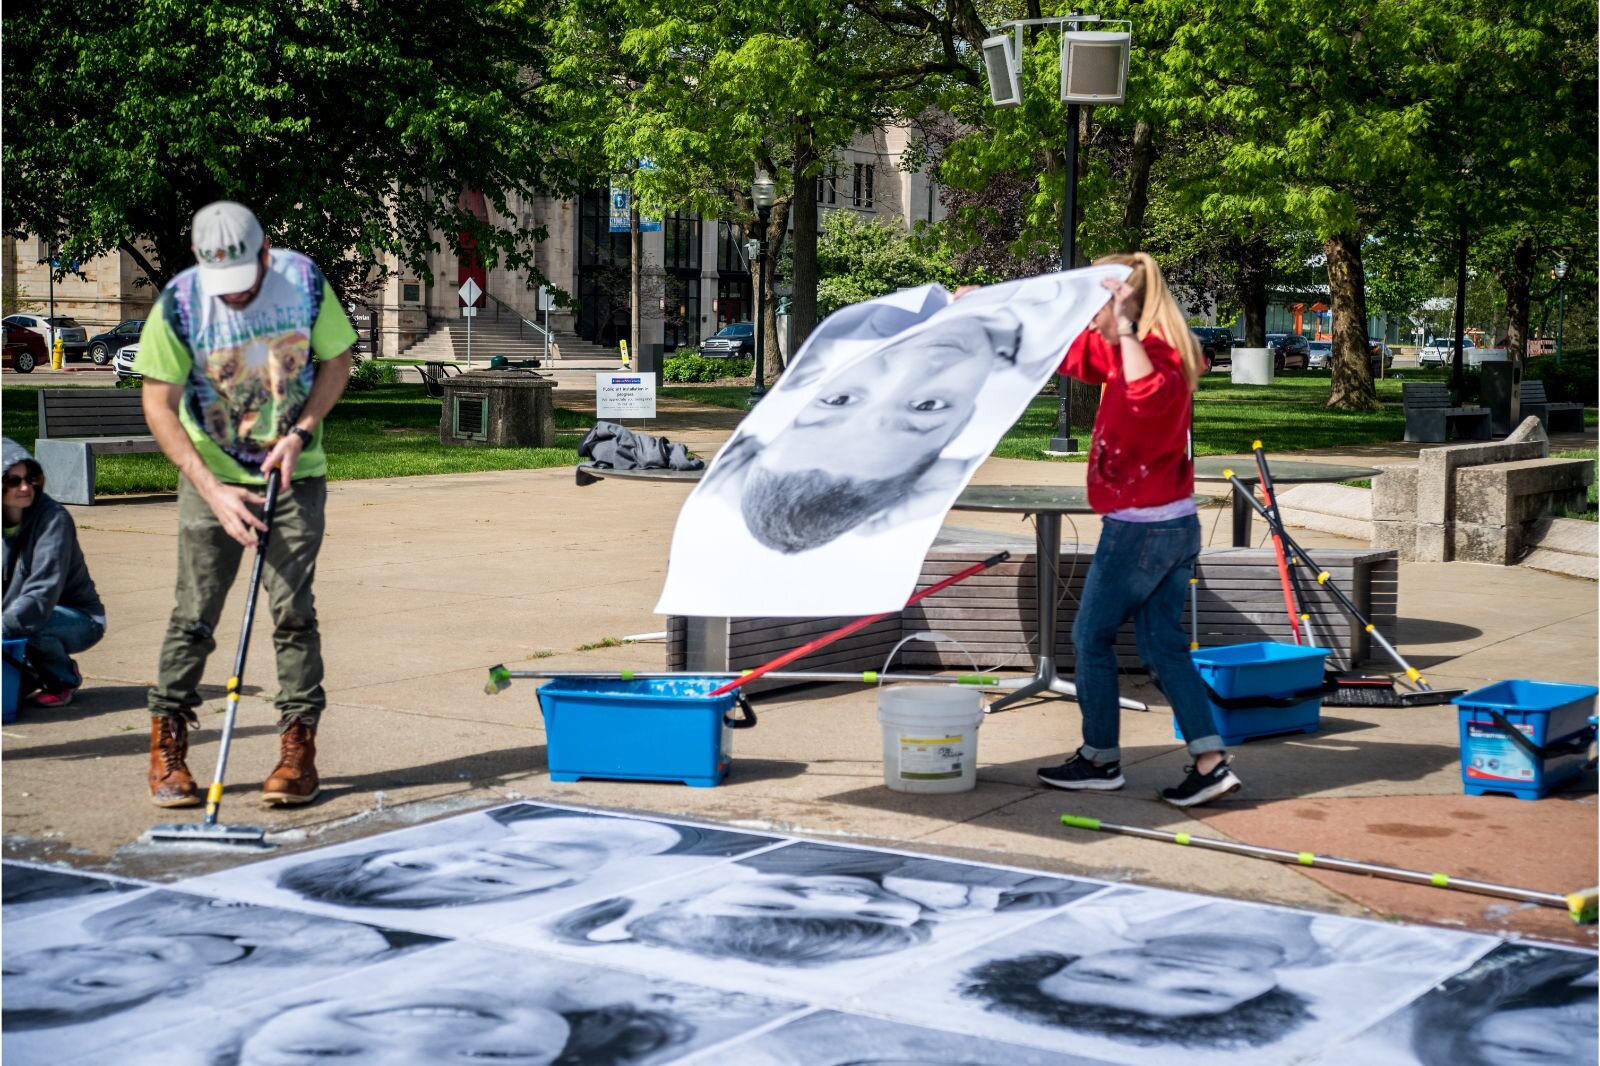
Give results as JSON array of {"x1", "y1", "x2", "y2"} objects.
[
  {"x1": 402, "y1": 282, "x2": 421, "y2": 304},
  {"x1": 716, "y1": 277, "x2": 751, "y2": 327},
  {"x1": 717, "y1": 221, "x2": 748, "y2": 275},
  {"x1": 816, "y1": 164, "x2": 839, "y2": 205},
  {"x1": 663, "y1": 210, "x2": 701, "y2": 272},
  {"x1": 853, "y1": 164, "x2": 874, "y2": 209},
  {"x1": 664, "y1": 275, "x2": 701, "y2": 352}
]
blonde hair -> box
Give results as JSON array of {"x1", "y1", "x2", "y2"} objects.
[{"x1": 1092, "y1": 252, "x2": 1207, "y2": 390}]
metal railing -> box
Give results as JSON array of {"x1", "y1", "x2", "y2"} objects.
[{"x1": 484, "y1": 291, "x2": 552, "y2": 343}]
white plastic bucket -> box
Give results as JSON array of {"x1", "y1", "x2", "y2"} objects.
[{"x1": 877, "y1": 685, "x2": 984, "y2": 794}]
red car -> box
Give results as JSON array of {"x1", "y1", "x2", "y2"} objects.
[{"x1": 3, "y1": 323, "x2": 45, "y2": 373}]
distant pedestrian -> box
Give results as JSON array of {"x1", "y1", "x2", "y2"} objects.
[
  {"x1": 134, "y1": 201, "x2": 354, "y2": 809},
  {"x1": 2, "y1": 438, "x2": 105, "y2": 707}
]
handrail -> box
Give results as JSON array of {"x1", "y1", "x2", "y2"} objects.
[{"x1": 484, "y1": 291, "x2": 552, "y2": 342}]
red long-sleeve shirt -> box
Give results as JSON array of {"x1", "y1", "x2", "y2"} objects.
[{"x1": 1059, "y1": 328, "x2": 1194, "y2": 515}]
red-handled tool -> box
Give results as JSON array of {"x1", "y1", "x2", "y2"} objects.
[{"x1": 705, "y1": 551, "x2": 1011, "y2": 698}]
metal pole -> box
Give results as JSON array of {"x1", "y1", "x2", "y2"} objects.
[
  {"x1": 750, "y1": 207, "x2": 770, "y2": 402},
  {"x1": 1049, "y1": 13, "x2": 1082, "y2": 453},
  {"x1": 466, "y1": 303, "x2": 472, "y2": 366},
  {"x1": 1556, "y1": 278, "x2": 1566, "y2": 365}
]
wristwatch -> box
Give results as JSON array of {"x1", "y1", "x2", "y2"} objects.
[
  {"x1": 1117, "y1": 318, "x2": 1137, "y2": 337},
  {"x1": 291, "y1": 426, "x2": 314, "y2": 447}
]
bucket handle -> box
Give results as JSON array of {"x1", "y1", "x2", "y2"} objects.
[
  {"x1": 724, "y1": 696, "x2": 758, "y2": 730},
  {"x1": 1479, "y1": 709, "x2": 1595, "y2": 761}
]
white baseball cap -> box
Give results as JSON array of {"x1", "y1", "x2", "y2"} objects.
[{"x1": 190, "y1": 201, "x2": 265, "y2": 296}]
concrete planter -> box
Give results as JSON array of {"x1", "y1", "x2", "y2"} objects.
[{"x1": 1230, "y1": 347, "x2": 1273, "y2": 385}]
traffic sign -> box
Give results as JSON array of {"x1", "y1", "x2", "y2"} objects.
[{"x1": 458, "y1": 277, "x2": 483, "y2": 307}]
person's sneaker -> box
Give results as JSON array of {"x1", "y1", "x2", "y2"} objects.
[
  {"x1": 1161, "y1": 757, "x2": 1243, "y2": 808},
  {"x1": 32, "y1": 685, "x2": 76, "y2": 708},
  {"x1": 1037, "y1": 751, "x2": 1125, "y2": 791}
]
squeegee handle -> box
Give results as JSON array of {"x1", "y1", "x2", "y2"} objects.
[{"x1": 705, "y1": 552, "x2": 1010, "y2": 698}]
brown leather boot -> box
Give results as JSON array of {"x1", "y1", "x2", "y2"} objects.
[
  {"x1": 148, "y1": 714, "x2": 201, "y2": 808},
  {"x1": 262, "y1": 716, "x2": 320, "y2": 806}
]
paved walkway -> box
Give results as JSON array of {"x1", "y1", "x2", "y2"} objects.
[{"x1": 4, "y1": 408, "x2": 1594, "y2": 950}]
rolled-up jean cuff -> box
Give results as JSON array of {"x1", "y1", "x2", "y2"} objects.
[
  {"x1": 1079, "y1": 744, "x2": 1121, "y2": 763},
  {"x1": 1185, "y1": 735, "x2": 1227, "y2": 757}
]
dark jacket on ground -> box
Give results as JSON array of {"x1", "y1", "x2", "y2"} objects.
[
  {"x1": 2, "y1": 438, "x2": 105, "y2": 638},
  {"x1": 578, "y1": 421, "x2": 704, "y2": 471}
]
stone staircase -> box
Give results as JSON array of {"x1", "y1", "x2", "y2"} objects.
[{"x1": 399, "y1": 315, "x2": 620, "y2": 366}]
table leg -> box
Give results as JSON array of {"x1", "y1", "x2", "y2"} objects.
[
  {"x1": 1231, "y1": 489, "x2": 1253, "y2": 547},
  {"x1": 988, "y1": 512, "x2": 1146, "y2": 714}
]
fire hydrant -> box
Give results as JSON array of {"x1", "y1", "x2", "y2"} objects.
[{"x1": 50, "y1": 336, "x2": 65, "y2": 370}]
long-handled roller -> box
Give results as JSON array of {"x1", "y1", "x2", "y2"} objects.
[
  {"x1": 1247, "y1": 441, "x2": 1307, "y2": 644},
  {"x1": 486, "y1": 667, "x2": 1008, "y2": 694},
  {"x1": 1222, "y1": 463, "x2": 1462, "y2": 708},
  {"x1": 144, "y1": 478, "x2": 280, "y2": 848},
  {"x1": 1061, "y1": 813, "x2": 1599, "y2": 923}
]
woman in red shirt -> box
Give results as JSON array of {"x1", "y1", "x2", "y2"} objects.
[{"x1": 1036, "y1": 253, "x2": 1241, "y2": 808}]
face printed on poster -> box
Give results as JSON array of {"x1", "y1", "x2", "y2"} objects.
[
  {"x1": 711, "y1": 1008, "x2": 1114, "y2": 1066},
  {"x1": 2, "y1": 861, "x2": 143, "y2": 924},
  {"x1": 654, "y1": 268, "x2": 1127, "y2": 618}
]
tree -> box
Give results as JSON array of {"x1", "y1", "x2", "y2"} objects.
[
  {"x1": 3, "y1": 1, "x2": 570, "y2": 301},
  {"x1": 810, "y1": 211, "x2": 968, "y2": 315}
]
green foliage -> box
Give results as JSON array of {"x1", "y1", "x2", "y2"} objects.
[
  {"x1": 815, "y1": 213, "x2": 969, "y2": 316},
  {"x1": 347, "y1": 358, "x2": 401, "y2": 392},
  {"x1": 663, "y1": 355, "x2": 752, "y2": 383},
  {"x1": 114, "y1": 376, "x2": 144, "y2": 390},
  {"x1": 3, "y1": 1, "x2": 571, "y2": 298},
  {"x1": 1524, "y1": 356, "x2": 1599, "y2": 405}
]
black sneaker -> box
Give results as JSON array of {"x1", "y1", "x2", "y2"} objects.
[
  {"x1": 1037, "y1": 751, "x2": 1125, "y2": 791},
  {"x1": 1160, "y1": 758, "x2": 1242, "y2": 808}
]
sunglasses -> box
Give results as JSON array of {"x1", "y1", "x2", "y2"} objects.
[{"x1": 3, "y1": 472, "x2": 41, "y2": 490}]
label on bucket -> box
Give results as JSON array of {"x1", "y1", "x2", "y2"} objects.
[
  {"x1": 898, "y1": 733, "x2": 965, "y2": 781},
  {"x1": 1464, "y1": 722, "x2": 1537, "y2": 783}
]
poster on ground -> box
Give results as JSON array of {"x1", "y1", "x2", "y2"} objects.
[{"x1": 654, "y1": 267, "x2": 1125, "y2": 618}]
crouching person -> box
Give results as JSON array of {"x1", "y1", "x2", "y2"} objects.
[{"x1": 2, "y1": 439, "x2": 105, "y2": 708}]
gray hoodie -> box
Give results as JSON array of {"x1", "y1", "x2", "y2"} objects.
[{"x1": 3, "y1": 438, "x2": 105, "y2": 638}]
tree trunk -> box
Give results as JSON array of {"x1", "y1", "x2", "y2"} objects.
[
  {"x1": 1235, "y1": 238, "x2": 1271, "y2": 347},
  {"x1": 1501, "y1": 235, "x2": 1533, "y2": 366},
  {"x1": 1120, "y1": 119, "x2": 1155, "y2": 248},
  {"x1": 762, "y1": 198, "x2": 791, "y2": 386},
  {"x1": 790, "y1": 129, "x2": 819, "y2": 352},
  {"x1": 1323, "y1": 232, "x2": 1379, "y2": 412},
  {"x1": 1450, "y1": 219, "x2": 1469, "y2": 404}
]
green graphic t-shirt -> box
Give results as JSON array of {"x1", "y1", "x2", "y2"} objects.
[{"x1": 134, "y1": 249, "x2": 357, "y2": 485}]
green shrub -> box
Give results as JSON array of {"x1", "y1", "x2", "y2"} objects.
[
  {"x1": 663, "y1": 354, "x2": 752, "y2": 383},
  {"x1": 1525, "y1": 355, "x2": 1598, "y2": 405},
  {"x1": 348, "y1": 357, "x2": 400, "y2": 391},
  {"x1": 114, "y1": 375, "x2": 143, "y2": 389}
]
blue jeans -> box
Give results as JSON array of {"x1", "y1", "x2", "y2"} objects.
[
  {"x1": 1071, "y1": 515, "x2": 1223, "y2": 762},
  {"x1": 28, "y1": 606, "x2": 104, "y2": 689}
]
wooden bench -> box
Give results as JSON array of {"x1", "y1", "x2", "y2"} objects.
[
  {"x1": 1403, "y1": 382, "x2": 1491, "y2": 444},
  {"x1": 668, "y1": 530, "x2": 1398, "y2": 679},
  {"x1": 34, "y1": 389, "x2": 161, "y2": 505},
  {"x1": 1520, "y1": 380, "x2": 1587, "y2": 434}
]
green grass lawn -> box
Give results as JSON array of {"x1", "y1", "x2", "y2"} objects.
[
  {"x1": 1, "y1": 384, "x2": 587, "y2": 495},
  {"x1": 666, "y1": 370, "x2": 1418, "y2": 460},
  {"x1": 1553, "y1": 448, "x2": 1597, "y2": 521}
]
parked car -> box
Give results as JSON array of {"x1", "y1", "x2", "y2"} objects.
[
  {"x1": 1418, "y1": 337, "x2": 1479, "y2": 366},
  {"x1": 1190, "y1": 326, "x2": 1234, "y2": 369},
  {"x1": 2, "y1": 313, "x2": 88, "y2": 359},
  {"x1": 86, "y1": 319, "x2": 144, "y2": 365},
  {"x1": 113, "y1": 341, "x2": 142, "y2": 382},
  {"x1": 699, "y1": 322, "x2": 755, "y2": 358},
  {"x1": 3, "y1": 323, "x2": 45, "y2": 373},
  {"x1": 1306, "y1": 340, "x2": 1334, "y2": 370},
  {"x1": 1368, "y1": 341, "x2": 1394, "y2": 376},
  {"x1": 1268, "y1": 332, "x2": 1311, "y2": 371}
]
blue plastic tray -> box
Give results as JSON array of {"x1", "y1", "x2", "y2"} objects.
[
  {"x1": 1191, "y1": 642, "x2": 1330, "y2": 700},
  {"x1": 537, "y1": 677, "x2": 738, "y2": 788},
  {"x1": 1454, "y1": 680, "x2": 1598, "y2": 800}
]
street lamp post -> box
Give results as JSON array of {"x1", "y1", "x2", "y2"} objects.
[
  {"x1": 982, "y1": 16, "x2": 1130, "y2": 454},
  {"x1": 749, "y1": 170, "x2": 777, "y2": 403},
  {"x1": 1554, "y1": 259, "x2": 1567, "y2": 366}
]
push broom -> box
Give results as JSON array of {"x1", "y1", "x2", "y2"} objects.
[
  {"x1": 1060, "y1": 813, "x2": 1599, "y2": 924},
  {"x1": 144, "y1": 478, "x2": 279, "y2": 848}
]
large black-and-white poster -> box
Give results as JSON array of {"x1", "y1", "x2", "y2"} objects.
[
  {"x1": 2, "y1": 860, "x2": 142, "y2": 923},
  {"x1": 185, "y1": 803, "x2": 780, "y2": 938},
  {"x1": 709, "y1": 1009, "x2": 1116, "y2": 1065},
  {"x1": 655, "y1": 268, "x2": 1127, "y2": 618},
  {"x1": 859, "y1": 886, "x2": 1500, "y2": 1065}
]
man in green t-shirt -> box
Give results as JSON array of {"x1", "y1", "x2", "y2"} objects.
[{"x1": 135, "y1": 201, "x2": 354, "y2": 809}]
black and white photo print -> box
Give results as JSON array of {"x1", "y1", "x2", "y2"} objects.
[
  {"x1": 2, "y1": 860, "x2": 144, "y2": 923},
  {"x1": 106, "y1": 940, "x2": 807, "y2": 1066},
  {"x1": 1, "y1": 888, "x2": 441, "y2": 1064},
  {"x1": 655, "y1": 267, "x2": 1128, "y2": 618},
  {"x1": 182, "y1": 802, "x2": 781, "y2": 937},
  {"x1": 860, "y1": 886, "x2": 1499, "y2": 1065},
  {"x1": 1305, "y1": 941, "x2": 1598, "y2": 1066},
  {"x1": 698, "y1": 1008, "x2": 1117, "y2": 1066},
  {"x1": 497, "y1": 841, "x2": 1103, "y2": 1000}
]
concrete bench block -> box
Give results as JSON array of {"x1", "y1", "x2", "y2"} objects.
[
  {"x1": 1371, "y1": 519, "x2": 1417, "y2": 558},
  {"x1": 1453, "y1": 522, "x2": 1519, "y2": 565},
  {"x1": 1414, "y1": 522, "x2": 1451, "y2": 563},
  {"x1": 1372, "y1": 466, "x2": 1418, "y2": 523}
]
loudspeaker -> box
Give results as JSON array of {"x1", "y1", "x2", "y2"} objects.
[
  {"x1": 983, "y1": 35, "x2": 1021, "y2": 108},
  {"x1": 1060, "y1": 31, "x2": 1130, "y2": 104}
]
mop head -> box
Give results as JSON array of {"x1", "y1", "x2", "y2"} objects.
[
  {"x1": 142, "y1": 822, "x2": 272, "y2": 849},
  {"x1": 484, "y1": 664, "x2": 512, "y2": 695},
  {"x1": 1568, "y1": 887, "x2": 1599, "y2": 924}
]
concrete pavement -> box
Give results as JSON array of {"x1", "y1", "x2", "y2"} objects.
[{"x1": 3, "y1": 392, "x2": 1595, "y2": 951}]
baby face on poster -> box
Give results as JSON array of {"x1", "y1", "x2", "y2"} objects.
[{"x1": 656, "y1": 269, "x2": 1126, "y2": 619}]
